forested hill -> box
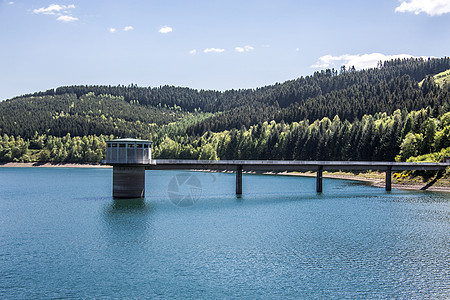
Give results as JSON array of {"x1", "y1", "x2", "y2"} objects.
[
  {"x1": 15, "y1": 57, "x2": 450, "y2": 113},
  {"x1": 1, "y1": 57, "x2": 450, "y2": 163},
  {"x1": 3, "y1": 57, "x2": 450, "y2": 138}
]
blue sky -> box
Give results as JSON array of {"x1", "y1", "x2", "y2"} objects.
[{"x1": 1, "y1": 0, "x2": 449, "y2": 100}]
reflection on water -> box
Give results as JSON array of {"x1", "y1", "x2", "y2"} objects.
[
  {"x1": 110, "y1": 198, "x2": 147, "y2": 211},
  {"x1": 102, "y1": 198, "x2": 154, "y2": 248}
]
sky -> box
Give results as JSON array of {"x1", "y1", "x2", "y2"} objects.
[{"x1": 0, "y1": 0, "x2": 449, "y2": 100}]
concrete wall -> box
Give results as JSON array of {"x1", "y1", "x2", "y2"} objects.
[{"x1": 113, "y1": 166, "x2": 146, "y2": 198}]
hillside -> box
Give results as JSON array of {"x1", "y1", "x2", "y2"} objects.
[
  {"x1": 1, "y1": 57, "x2": 450, "y2": 164},
  {"x1": 0, "y1": 92, "x2": 194, "y2": 139},
  {"x1": 433, "y1": 69, "x2": 450, "y2": 88},
  {"x1": 419, "y1": 68, "x2": 450, "y2": 88}
]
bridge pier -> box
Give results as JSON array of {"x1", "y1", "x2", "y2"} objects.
[
  {"x1": 316, "y1": 166, "x2": 323, "y2": 193},
  {"x1": 385, "y1": 166, "x2": 392, "y2": 191},
  {"x1": 236, "y1": 165, "x2": 243, "y2": 195},
  {"x1": 113, "y1": 166, "x2": 146, "y2": 198}
]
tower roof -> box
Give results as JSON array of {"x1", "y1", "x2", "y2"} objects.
[{"x1": 107, "y1": 138, "x2": 152, "y2": 143}]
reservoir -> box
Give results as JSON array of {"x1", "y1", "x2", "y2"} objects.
[{"x1": 0, "y1": 168, "x2": 449, "y2": 298}]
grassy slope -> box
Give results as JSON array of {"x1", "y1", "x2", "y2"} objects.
[
  {"x1": 434, "y1": 69, "x2": 450, "y2": 88},
  {"x1": 419, "y1": 68, "x2": 450, "y2": 88}
]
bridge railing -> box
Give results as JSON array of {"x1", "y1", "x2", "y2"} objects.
[{"x1": 102, "y1": 158, "x2": 155, "y2": 165}]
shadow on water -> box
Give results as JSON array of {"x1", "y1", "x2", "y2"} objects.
[{"x1": 389, "y1": 192, "x2": 450, "y2": 204}]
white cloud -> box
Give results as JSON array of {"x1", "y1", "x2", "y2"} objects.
[
  {"x1": 204, "y1": 48, "x2": 225, "y2": 53},
  {"x1": 311, "y1": 53, "x2": 430, "y2": 69},
  {"x1": 8, "y1": 2, "x2": 14, "y2": 5},
  {"x1": 33, "y1": 4, "x2": 75, "y2": 15},
  {"x1": 296, "y1": 48, "x2": 300, "y2": 52},
  {"x1": 33, "y1": 4, "x2": 78, "y2": 22},
  {"x1": 159, "y1": 26, "x2": 173, "y2": 34},
  {"x1": 395, "y1": 0, "x2": 450, "y2": 16},
  {"x1": 235, "y1": 45, "x2": 254, "y2": 53},
  {"x1": 189, "y1": 49, "x2": 197, "y2": 55},
  {"x1": 123, "y1": 26, "x2": 134, "y2": 31},
  {"x1": 57, "y1": 15, "x2": 78, "y2": 22},
  {"x1": 108, "y1": 28, "x2": 116, "y2": 33}
]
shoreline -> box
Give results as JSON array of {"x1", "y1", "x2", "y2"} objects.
[
  {"x1": 274, "y1": 171, "x2": 450, "y2": 193},
  {"x1": 0, "y1": 162, "x2": 111, "y2": 168},
  {"x1": 1, "y1": 162, "x2": 449, "y2": 193}
]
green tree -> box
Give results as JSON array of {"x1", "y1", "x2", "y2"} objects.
[
  {"x1": 199, "y1": 144, "x2": 218, "y2": 160},
  {"x1": 399, "y1": 132, "x2": 423, "y2": 161}
]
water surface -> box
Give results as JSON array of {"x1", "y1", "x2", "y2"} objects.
[{"x1": 0, "y1": 168, "x2": 449, "y2": 298}]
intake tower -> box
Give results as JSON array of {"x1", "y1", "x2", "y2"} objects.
[{"x1": 104, "y1": 138, "x2": 153, "y2": 198}]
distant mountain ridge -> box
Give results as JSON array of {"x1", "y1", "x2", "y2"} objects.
[{"x1": 12, "y1": 57, "x2": 450, "y2": 111}]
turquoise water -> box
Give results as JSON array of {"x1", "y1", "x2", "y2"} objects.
[{"x1": 0, "y1": 168, "x2": 449, "y2": 299}]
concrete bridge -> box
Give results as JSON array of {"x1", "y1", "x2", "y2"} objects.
[
  {"x1": 151, "y1": 159, "x2": 450, "y2": 193},
  {"x1": 104, "y1": 138, "x2": 450, "y2": 198},
  {"x1": 108, "y1": 159, "x2": 450, "y2": 198}
]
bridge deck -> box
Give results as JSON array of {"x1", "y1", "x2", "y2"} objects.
[
  {"x1": 143, "y1": 160, "x2": 450, "y2": 171},
  {"x1": 106, "y1": 160, "x2": 450, "y2": 195}
]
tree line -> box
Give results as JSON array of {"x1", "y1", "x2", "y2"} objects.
[{"x1": 2, "y1": 106, "x2": 450, "y2": 164}]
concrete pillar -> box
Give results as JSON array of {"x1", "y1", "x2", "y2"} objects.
[
  {"x1": 236, "y1": 165, "x2": 243, "y2": 195},
  {"x1": 113, "y1": 166, "x2": 145, "y2": 198},
  {"x1": 316, "y1": 166, "x2": 323, "y2": 193},
  {"x1": 385, "y1": 166, "x2": 392, "y2": 191}
]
